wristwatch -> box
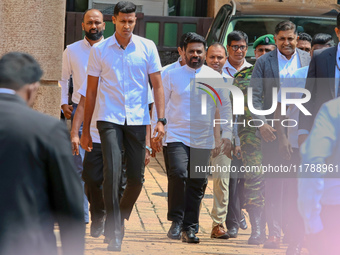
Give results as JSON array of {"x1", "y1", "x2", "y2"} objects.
[
  {"x1": 146, "y1": 145, "x2": 152, "y2": 154},
  {"x1": 157, "y1": 118, "x2": 167, "y2": 126}
]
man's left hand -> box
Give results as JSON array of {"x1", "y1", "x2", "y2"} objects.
[
  {"x1": 145, "y1": 149, "x2": 151, "y2": 166},
  {"x1": 153, "y1": 122, "x2": 165, "y2": 143},
  {"x1": 221, "y1": 138, "x2": 232, "y2": 159}
]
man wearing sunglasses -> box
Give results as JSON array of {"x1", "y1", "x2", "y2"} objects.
[{"x1": 224, "y1": 30, "x2": 252, "y2": 77}]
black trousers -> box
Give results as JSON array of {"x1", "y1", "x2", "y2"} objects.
[
  {"x1": 82, "y1": 143, "x2": 127, "y2": 223},
  {"x1": 166, "y1": 142, "x2": 210, "y2": 231},
  {"x1": 226, "y1": 156, "x2": 243, "y2": 230},
  {"x1": 262, "y1": 139, "x2": 283, "y2": 238},
  {"x1": 97, "y1": 121, "x2": 146, "y2": 239},
  {"x1": 82, "y1": 143, "x2": 105, "y2": 223},
  {"x1": 282, "y1": 148, "x2": 305, "y2": 244}
]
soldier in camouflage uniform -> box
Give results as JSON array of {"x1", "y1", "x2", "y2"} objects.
[{"x1": 232, "y1": 34, "x2": 276, "y2": 245}]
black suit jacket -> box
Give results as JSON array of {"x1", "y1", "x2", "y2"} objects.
[
  {"x1": 299, "y1": 46, "x2": 337, "y2": 132},
  {"x1": 0, "y1": 93, "x2": 85, "y2": 255}
]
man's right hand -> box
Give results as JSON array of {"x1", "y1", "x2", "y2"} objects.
[
  {"x1": 61, "y1": 104, "x2": 73, "y2": 119},
  {"x1": 80, "y1": 131, "x2": 93, "y2": 152},
  {"x1": 259, "y1": 123, "x2": 277, "y2": 142},
  {"x1": 71, "y1": 133, "x2": 80, "y2": 155}
]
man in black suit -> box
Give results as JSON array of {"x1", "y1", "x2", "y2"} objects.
[
  {"x1": 0, "y1": 52, "x2": 85, "y2": 255},
  {"x1": 298, "y1": 13, "x2": 340, "y2": 146}
]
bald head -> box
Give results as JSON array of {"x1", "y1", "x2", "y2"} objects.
[
  {"x1": 82, "y1": 9, "x2": 105, "y2": 44},
  {"x1": 206, "y1": 43, "x2": 227, "y2": 74}
]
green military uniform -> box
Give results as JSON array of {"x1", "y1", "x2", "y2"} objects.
[
  {"x1": 233, "y1": 66, "x2": 264, "y2": 211},
  {"x1": 232, "y1": 33, "x2": 275, "y2": 245}
]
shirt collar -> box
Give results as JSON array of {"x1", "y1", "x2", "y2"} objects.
[
  {"x1": 110, "y1": 32, "x2": 135, "y2": 48},
  {"x1": 83, "y1": 37, "x2": 105, "y2": 47},
  {"x1": 277, "y1": 48, "x2": 297, "y2": 61},
  {"x1": 0, "y1": 88, "x2": 16, "y2": 95},
  {"x1": 225, "y1": 59, "x2": 251, "y2": 70},
  {"x1": 185, "y1": 65, "x2": 203, "y2": 73}
]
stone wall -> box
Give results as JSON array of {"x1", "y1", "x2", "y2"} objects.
[
  {"x1": 207, "y1": 0, "x2": 337, "y2": 17},
  {"x1": 0, "y1": 0, "x2": 66, "y2": 119}
]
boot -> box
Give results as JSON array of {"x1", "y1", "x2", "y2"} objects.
[{"x1": 248, "y1": 207, "x2": 266, "y2": 245}]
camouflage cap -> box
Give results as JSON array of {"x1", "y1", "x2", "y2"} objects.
[{"x1": 253, "y1": 34, "x2": 275, "y2": 49}]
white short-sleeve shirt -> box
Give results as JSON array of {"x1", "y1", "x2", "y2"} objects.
[
  {"x1": 87, "y1": 33, "x2": 162, "y2": 126},
  {"x1": 78, "y1": 81, "x2": 154, "y2": 144}
]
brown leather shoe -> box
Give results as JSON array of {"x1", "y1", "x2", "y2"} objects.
[
  {"x1": 210, "y1": 224, "x2": 230, "y2": 239},
  {"x1": 263, "y1": 236, "x2": 280, "y2": 249}
]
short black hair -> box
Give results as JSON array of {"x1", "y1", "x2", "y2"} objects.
[
  {"x1": 207, "y1": 42, "x2": 227, "y2": 56},
  {"x1": 0, "y1": 52, "x2": 43, "y2": 90},
  {"x1": 275, "y1": 21, "x2": 297, "y2": 35},
  {"x1": 114, "y1": 1, "x2": 136, "y2": 16},
  {"x1": 82, "y1": 9, "x2": 103, "y2": 22},
  {"x1": 179, "y1": 32, "x2": 194, "y2": 49},
  {"x1": 337, "y1": 12, "x2": 340, "y2": 28},
  {"x1": 311, "y1": 33, "x2": 335, "y2": 47},
  {"x1": 227, "y1": 31, "x2": 248, "y2": 46},
  {"x1": 183, "y1": 32, "x2": 206, "y2": 51},
  {"x1": 298, "y1": 32, "x2": 312, "y2": 43}
]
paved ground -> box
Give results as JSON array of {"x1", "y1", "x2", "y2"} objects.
[{"x1": 78, "y1": 154, "x2": 308, "y2": 255}]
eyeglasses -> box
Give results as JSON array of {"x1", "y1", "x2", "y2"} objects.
[{"x1": 230, "y1": 45, "x2": 247, "y2": 51}]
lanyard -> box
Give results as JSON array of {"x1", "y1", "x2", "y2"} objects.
[{"x1": 225, "y1": 67, "x2": 233, "y2": 77}]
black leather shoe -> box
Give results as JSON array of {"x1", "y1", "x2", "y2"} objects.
[
  {"x1": 227, "y1": 227, "x2": 238, "y2": 238},
  {"x1": 107, "y1": 238, "x2": 122, "y2": 252},
  {"x1": 90, "y1": 219, "x2": 104, "y2": 238},
  {"x1": 182, "y1": 229, "x2": 200, "y2": 243},
  {"x1": 248, "y1": 208, "x2": 266, "y2": 245},
  {"x1": 167, "y1": 221, "x2": 182, "y2": 240},
  {"x1": 286, "y1": 243, "x2": 302, "y2": 255},
  {"x1": 239, "y1": 212, "x2": 248, "y2": 230}
]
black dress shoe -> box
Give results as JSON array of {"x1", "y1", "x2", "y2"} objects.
[
  {"x1": 286, "y1": 243, "x2": 302, "y2": 255},
  {"x1": 90, "y1": 220, "x2": 105, "y2": 238},
  {"x1": 182, "y1": 229, "x2": 199, "y2": 243},
  {"x1": 107, "y1": 238, "x2": 122, "y2": 252},
  {"x1": 167, "y1": 221, "x2": 182, "y2": 240},
  {"x1": 227, "y1": 227, "x2": 238, "y2": 238}
]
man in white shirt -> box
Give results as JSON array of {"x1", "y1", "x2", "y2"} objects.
[
  {"x1": 80, "y1": 2, "x2": 165, "y2": 251},
  {"x1": 275, "y1": 33, "x2": 334, "y2": 255},
  {"x1": 298, "y1": 98, "x2": 340, "y2": 255},
  {"x1": 163, "y1": 33, "x2": 232, "y2": 244},
  {"x1": 59, "y1": 8, "x2": 106, "y2": 225},
  {"x1": 150, "y1": 32, "x2": 189, "y2": 240},
  {"x1": 223, "y1": 31, "x2": 252, "y2": 78},
  {"x1": 250, "y1": 20, "x2": 310, "y2": 249},
  {"x1": 205, "y1": 42, "x2": 232, "y2": 239},
  {"x1": 71, "y1": 80, "x2": 154, "y2": 241}
]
